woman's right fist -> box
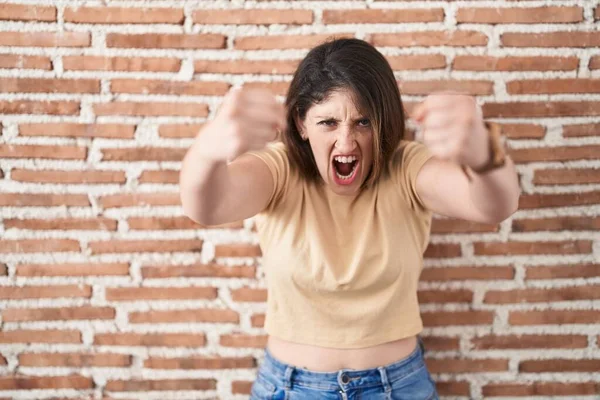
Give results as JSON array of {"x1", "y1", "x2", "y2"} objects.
[{"x1": 199, "y1": 87, "x2": 287, "y2": 162}]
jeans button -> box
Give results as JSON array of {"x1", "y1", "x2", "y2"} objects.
[{"x1": 341, "y1": 374, "x2": 350, "y2": 384}]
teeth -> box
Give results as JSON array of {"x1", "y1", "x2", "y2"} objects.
[
  {"x1": 334, "y1": 155, "x2": 357, "y2": 163},
  {"x1": 335, "y1": 161, "x2": 358, "y2": 180}
]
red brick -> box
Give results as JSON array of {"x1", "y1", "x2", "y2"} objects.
[
  {"x1": 107, "y1": 33, "x2": 225, "y2": 49},
  {"x1": 231, "y1": 287, "x2": 267, "y2": 302},
  {"x1": 105, "y1": 379, "x2": 215, "y2": 391},
  {"x1": 6, "y1": 217, "x2": 116, "y2": 231},
  {"x1": 435, "y1": 381, "x2": 471, "y2": 397},
  {"x1": 0, "y1": 144, "x2": 86, "y2": 160},
  {"x1": 472, "y1": 334, "x2": 587, "y2": 350},
  {"x1": 0, "y1": 100, "x2": 79, "y2": 115},
  {"x1": 400, "y1": 80, "x2": 493, "y2": 95},
  {"x1": 242, "y1": 81, "x2": 289, "y2": 95},
  {"x1": 456, "y1": 7, "x2": 583, "y2": 24},
  {"x1": 194, "y1": 60, "x2": 298, "y2": 75},
  {"x1": 520, "y1": 359, "x2": 600, "y2": 373},
  {"x1": 420, "y1": 266, "x2": 514, "y2": 281},
  {"x1": 251, "y1": 314, "x2": 265, "y2": 327},
  {"x1": 214, "y1": 244, "x2": 262, "y2": 257},
  {"x1": 141, "y1": 263, "x2": 255, "y2": 279},
  {"x1": 11, "y1": 170, "x2": 126, "y2": 185},
  {"x1": 64, "y1": 55, "x2": 181, "y2": 72},
  {"x1": 323, "y1": 9, "x2": 443, "y2": 24},
  {"x1": 502, "y1": 31, "x2": 600, "y2": 47},
  {"x1": 19, "y1": 352, "x2": 131, "y2": 367},
  {"x1": 427, "y1": 358, "x2": 509, "y2": 374},
  {"x1": 483, "y1": 102, "x2": 600, "y2": 118},
  {"x1": 65, "y1": 6, "x2": 184, "y2": 24},
  {"x1": 139, "y1": 170, "x2": 178, "y2": 184},
  {"x1": 534, "y1": 168, "x2": 600, "y2": 185},
  {"x1": 475, "y1": 241, "x2": 592, "y2": 256},
  {"x1": 145, "y1": 356, "x2": 254, "y2": 369},
  {"x1": 95, "y1": 332, "x2": 206, "y2": 347},
  {"x1": 483, "y1": 382, "x2": 600, "y2": 397},
  {"x1": 128, "y1": 216, "x2": 242, "y2": 230},
  {"x1": 369, "y1": 31, "x2": 488, "y2": 47},
  {"x1": 0, "y1": 329, "x2": 82, "y2": 344},
  {"x1": 99, "y1": 192, "x2": 180, "y2": 208},
  {"x1": 418, "y1": 289, "x2": 473, "y2": 303},
  {"x1": 0, "y1": 193, "x2": 89, "y2": 207},
  {"x1": 0, "y1": 54, "x2": 52, "y2": 70},
  {"x1": 106, "y1": 286, "x2": 217, "y2": 301},
  {"x1": 101, "y1": 147, "x2": 186, "y2": 162},
  {"x1": 507, "y1": 79, "x2": 600, "y2": 94},
  {"x1": 500, "y1": 123, "x2": 545, "y2": 139},
  {"x1": 525, "y1": 264, "x2": 600, "y2": 280},
  {"x1": 421, "y1": 310, "x2": 494, "y2": 326},
  {"x1": 424, "y1": 243, "x2": 461, "y2": 258},
  {"x1": 0, "y1": 239, "x2": 80, "y2": 253},
  {"x1": 0, "y1": 4, "x2": 56, "y2": 21},
  {"x1": 0, "y1": 285, "x2": 91, "y2": 299},
  {"x1": 509, "y1": 309, "x2": 600, "y2": 325},
  {"x1": 0, "y1": 31, "x2": 90, "y2": 47},
  {"x1": 158, "y1": 123, "x2": 203, "y2": 138},
  {"x1": 519, "y1": 191, "x2": 600, "y2": 209},
  {"x1": 0, "y1": 375, "x2": 93, "y2": 390},
  {"x1": 386, "y1": 54, "x2": 446, "y2": 71},
  {"x1": 0, "y1": 78, "x2": 99, "y2": 94},
  {"x1": 431, "y1": 218, "x2": 498, "y2": 234},
  {"x1": 452, "y1": 55, "x2": 578, "y2": 71},
  {"x1": 94, "y1": 102, "x2": 208, "y2": 117},
  {"x1": 590, "y1": 55, "x2": 600, "y2": 70},
  {"x1": 193, "y1": 9, "x2": 313, "y2": 24},
  {"x1": 513, "y1": 216, "x2": 600, "y2": 232},
  {"x1": 2, "y1": 307, "x2": 115, "y2": 322},
  {"x1": 129, "y1": 309, "x2": 239, "y2": 324},
  {"x1": 220, "y1": 334, "x2": 268, "y2": 348},
  {"x1": 89, "y1": 240, "x2": 203, "y2": 254},
  {"x1": 235, "y1": 33, "x2": 354, "y2": 50},
  {"x1": 509, "y1": 145, "x2": 599, "y2": 163},
  {"x1": 111, "y1": 79, "x2": 229, "y2": 96},
  {"x1": 20, "y1": 123, "x2": 135, "y2": 139},
  {"x1": 484, "y1": 285, "x2": 600, "y2": 304},
  {"x1": 17, "y1": 263, "x2": 129, "y2": 277},
  {"x1": 563, "y1": 123, "x2": 599, "y2": 137}
]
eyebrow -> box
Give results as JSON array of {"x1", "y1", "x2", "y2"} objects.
[{"x1": 314, "y1": 116, "x2": 367, "y2": 121}]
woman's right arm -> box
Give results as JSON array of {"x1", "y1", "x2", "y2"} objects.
[{"x1": 179, "y1": 88, "x2": 286, "y2": 226}]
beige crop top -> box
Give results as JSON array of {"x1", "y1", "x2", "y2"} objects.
[{"x1": 247, "y1": 140, "x2": 434, "y2": 349}]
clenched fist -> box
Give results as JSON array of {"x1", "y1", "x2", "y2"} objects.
[
  {"x1": 411, "y1": 93, "x2": 490, "y2": 170},
  {"x1": 199, "y1": 87, "x2": 286, "y2": 162}
]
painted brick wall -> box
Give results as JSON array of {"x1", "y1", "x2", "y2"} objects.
[{"x1": 0, "y1": 0, "x2": 599, "y2": 399}]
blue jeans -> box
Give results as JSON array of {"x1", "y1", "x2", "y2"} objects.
[{"x1": 250, "y1": 335, "x2": 439, "y2": 400}]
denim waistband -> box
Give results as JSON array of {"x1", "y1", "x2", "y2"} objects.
[{"x1": 259, "y1": 335, "x2": 426, "y2": 392}]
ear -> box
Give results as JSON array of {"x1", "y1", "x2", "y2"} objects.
[{"x1": 294, "y1": 113, "x2": 308, "y2": 141}]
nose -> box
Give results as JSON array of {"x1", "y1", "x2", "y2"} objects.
[{"x1": 334, "y1": 126, "x2": 357, "y2": 153}]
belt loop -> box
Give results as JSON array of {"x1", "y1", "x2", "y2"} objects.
[
  {"x1": 377, "y1": 366, "x2": 392, "y2": 394},
  {"x1": 418, "y1": 335, "x2": 426, "y2": 356},
  {"x1": 283, "y1": 365, "x2": 294, "y2": 390}
]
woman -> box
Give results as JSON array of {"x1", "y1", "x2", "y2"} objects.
[{"x1": 180, "y1": 38, "x2": 520, "y2": 400}]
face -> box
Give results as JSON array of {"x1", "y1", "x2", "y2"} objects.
[{"x1": 298, "y1": 89, "x2": 374, "y2": 196}]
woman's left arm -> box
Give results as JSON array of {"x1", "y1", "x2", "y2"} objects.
[{"x1": 411, "y1": 93, "x2": 521, "y2": 224}]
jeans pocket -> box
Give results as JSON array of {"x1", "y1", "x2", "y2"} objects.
[
  {"x1": 390, "y1": 364, "x2": 437, "y2": 400},
  {"x1": 250, "y1": 372, "x2": 276, "y2": 400}
]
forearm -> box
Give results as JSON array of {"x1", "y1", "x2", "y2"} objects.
[
  {"x1": 466, "y1": 156, "x2": 521, "y2": 223},
  {"x1": 179, "y1": 137, "x2": 232, "y2": 225}
]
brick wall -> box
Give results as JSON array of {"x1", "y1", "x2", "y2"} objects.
[{"x1": 0, "y1": 0, "x2": 598, "y2": 399}]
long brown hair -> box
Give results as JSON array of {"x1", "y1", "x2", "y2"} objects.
[{"x1": 283, "y1": 37, "x2": 406, "y2": 188}]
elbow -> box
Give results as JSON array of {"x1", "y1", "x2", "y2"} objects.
[{"x1": 487, "y1": 187, "x2": 521, "y2": 224}]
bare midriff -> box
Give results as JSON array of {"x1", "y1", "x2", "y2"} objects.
[{"x1": 266, "y1": 334, "x2": 418, "y2": 372}]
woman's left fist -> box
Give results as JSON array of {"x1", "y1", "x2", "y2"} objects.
[{"x1": 411, "y1": 93, "x2": 490, "y2": 170}]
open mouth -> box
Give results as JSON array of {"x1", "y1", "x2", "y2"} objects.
[{"x1": 332, "y1": 155, "x2": 359, "y2": 184}]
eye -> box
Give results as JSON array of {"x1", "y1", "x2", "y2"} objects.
[
  {"x1": 358, "y1": 118, "x2": 370, "y2": 127},
  {"x1": 318, "y1": 119, "x2": 337, "y2": 127}
]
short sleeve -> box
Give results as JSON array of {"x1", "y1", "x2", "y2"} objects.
[
  {"x1": 393, "y1": 140, "x2": 434, "y2": 211},
  {"x1": 245, "y1": 141, "x2": 290, "y2": 211}
]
